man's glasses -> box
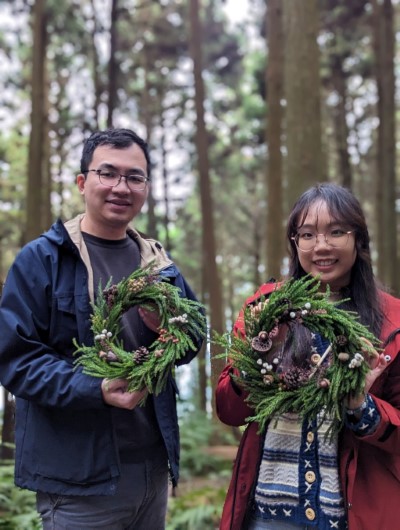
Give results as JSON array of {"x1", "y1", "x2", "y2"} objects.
[
  {"x1": 85, "y1": 169, "x2": 149, "y2": 191},
  {"x1": 292, "y1": 229, "x2": 354, "y2": 252}
]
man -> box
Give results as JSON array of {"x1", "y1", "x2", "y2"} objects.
[{"x1": 0, "y1": 128, "x2": 203, "y2": 529}]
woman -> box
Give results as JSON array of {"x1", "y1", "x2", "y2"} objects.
[{"x1": 216, "y1": 183, "x2": 400, "y2": 530}]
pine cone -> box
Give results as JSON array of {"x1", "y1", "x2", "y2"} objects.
[
  {"x1": 279, "y1": 298, "x2": 290, "y2": 306},
  {"x1": 281, "y1": 367, "x2": 309, "y2": 390},
  {"x1": 133, "y1": 346, "x2": 150, "y2": 364},
  {"x1": 103, "y1": 284, "x2": 118, "y2": 308},
  {"x1": 336, "y1": 335, "x2": 348, "y2": 346}
]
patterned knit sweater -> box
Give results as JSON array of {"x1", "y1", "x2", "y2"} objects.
[
  {"x1": 253, "y1": 412, "x2": 347, "y2": 529},
  {"x1": 252, "y1": 334, "x2": 380, "y2": 530}
]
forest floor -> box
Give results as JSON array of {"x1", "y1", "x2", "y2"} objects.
[{"x1": 173, "y1": 445, "x2": 237, "y2": 496}]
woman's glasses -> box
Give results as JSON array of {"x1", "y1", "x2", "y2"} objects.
[{"x1": 292, "y1": 229, "x2": 354, "y2": 252}]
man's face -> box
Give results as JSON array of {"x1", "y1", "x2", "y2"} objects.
[{"x1": 77, "y1": 144, "x2": 149, "y2": 239}]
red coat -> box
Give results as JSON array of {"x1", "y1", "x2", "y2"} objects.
[{"x1": 216, "y1": 284, "x2": 400, "y2": 530}]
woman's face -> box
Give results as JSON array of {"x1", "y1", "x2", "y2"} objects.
[{"x1": 295, "y1": 200, "x2": 357, "y2": 292}]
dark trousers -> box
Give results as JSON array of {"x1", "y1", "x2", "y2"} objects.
[{"x1": 36, "y1": 455, "x2": 169, "y2": 530}]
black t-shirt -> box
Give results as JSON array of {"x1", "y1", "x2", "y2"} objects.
[{"x1": 82, "y1": 232, "x2": 164, "y2": 462}]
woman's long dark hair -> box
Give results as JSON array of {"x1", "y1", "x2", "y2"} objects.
[{"x1": 286, "y1": 183, "x2": 383, "y2": 337}]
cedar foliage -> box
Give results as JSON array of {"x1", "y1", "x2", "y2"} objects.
[{"x1": 216, "y1": 275, "x2": 377, "y2": 436}]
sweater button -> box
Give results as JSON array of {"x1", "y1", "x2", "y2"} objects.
[
  {"x1": 306, "y1": 431, "x2": 314, "y2": 443},
  {"x1": 305, "y1": 471, "x2": 316, "y2": 483},
  {"x1": 311, "y1": 353, "x2": 321, "y2": 364},
  {"x1": 305, "y1": 508, "x2": 316, "y2": 520}
]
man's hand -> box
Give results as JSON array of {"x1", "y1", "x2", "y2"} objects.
[
  {"x1": 101, "y1": 378, "x2": 147, "y2": 409},
  {"x1": 138, "y1": 305, "x2": 161, "y2": 333}
]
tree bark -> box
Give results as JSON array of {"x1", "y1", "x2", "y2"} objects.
[
  {"x1": 42, "y1": 66, "x2": 52, "y2": 229},
  {"x1": 89, "y1": 0, "x2": 102, "y2": 129},
  {"x1": 160, "y1": 115, "x2": 172, "y2": 252},
  {"x1": 283, "y1": 0, "x2": 323, "y2": 207},
  {"x1": 188, "y1": 0, "x2": 225, "y2": 416},
  {"x1": 265, "y1": 0, "x2": 284, "y2": 280},
  {"x1": 372, "y1": 0, "x2": 398, "y2": 292},
  {"x1": 25, "y1": 0, "x2": 48, "y2": 243},
  {"x1": 197, "y1": 341, "x2": 207, "y2": 412},
  {"x1": 0, "y1": 388, "x2": 15, "y2": 460},
  {"x1": 330, "y1": 54, "x2": 352, "y2": 189},
  {"x1": 143, "y1": 53, "x2": 158, "y2": 240},
  {"x1": 107, "y1": 0, "x2": 119, "y2": 128}
]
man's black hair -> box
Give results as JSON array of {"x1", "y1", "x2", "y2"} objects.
[{"x1": 80, "y1": 128, "x2": 152, "y2": 179}]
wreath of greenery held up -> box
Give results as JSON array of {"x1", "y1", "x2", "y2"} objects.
[
  {"x1": 74, "y1": 263, "x2": 206, "y2": 395},
  {"x1": 216, "y1": 275, "x2": 380, "y2": 437}
]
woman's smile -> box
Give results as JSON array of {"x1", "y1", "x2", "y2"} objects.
[{"x1": 296, "y1": 200, "x2": 357, "y2": 291}]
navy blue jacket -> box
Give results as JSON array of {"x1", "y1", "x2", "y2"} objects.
[{"x1": 0, "y1": 216, "x2": 203, "y2": 495}]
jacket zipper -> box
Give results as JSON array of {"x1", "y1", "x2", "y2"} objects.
[{"x1": 343, "y1": 447, "x2": 354, "y2": 513}]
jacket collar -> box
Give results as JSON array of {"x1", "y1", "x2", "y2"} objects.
[{"x1": 63, "y1": 214, "x2": 173, "y2": 302}]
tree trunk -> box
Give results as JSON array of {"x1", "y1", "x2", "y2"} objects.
[
  {"x1": 42, "y1": 68, "x2": 52, "y2": 229},
  {"x1": 188, "y1": 0, "x2": 225, "y2": 416},
  {"x1": 283, "y1": 0, "x2": 323, "y2": 208},
  {"x1": 160, "y1": 115, "x2": 172, "y2": 252},
  {"x1": 197, "y1": 341, "x2": 207, "y2": 412},
  {"x1": 143, "y1": 54, "x2": 158, "y2": 240},
  {"x1": 107, "y1": 0, "x2": 119, "y2": 128},
  {"x1": 0, "y1": 388, "x2": 15, "y2": 460},
  {"x1": 25, "y1": 0, "x2": 48, "y2": 244},
  {"x1": 89, "y1": 0, "x2": 101, "y2": 129},
  {"x1": 372, "y1": 0, "x2": 398, "y2": 292},
  {"x1": 265, "y1": 0, "x2": 284, "y2": 280},
  {"x1": 331, "y1": 54, "x2": 352, "y2": 189}
]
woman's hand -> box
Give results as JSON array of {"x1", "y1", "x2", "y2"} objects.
[
  {"x1": 363, "y1": 352, "x2": 389, "y2": 394},
  {"x1": 345, "y1": 337, "x2": 390, "y2": 410}
]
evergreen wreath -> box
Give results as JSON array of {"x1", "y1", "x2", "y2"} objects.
[
  {"x1": 216, "y1": 275, "x2": 379, "y2": 436},
  {"x1": 74, "y1": 263, "x2": 206, "y2": 395}
]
